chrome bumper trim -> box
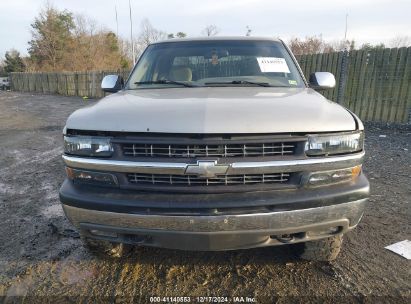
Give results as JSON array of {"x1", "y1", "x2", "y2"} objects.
[
  {"x1": 62, "y1": 152, "x2": 364, "y2": 175},
  {"x1": 63, "y1": 199, "x2": 367, "y2": 233}
]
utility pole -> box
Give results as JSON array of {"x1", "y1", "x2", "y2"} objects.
[
  {"x1": 129, "y1": 0, "x2": 136, "y2": 64},
  {"x1": 338, "y1": 13, "x2": 350, "y2": 105},
  {"x1": 115, "y1": 5, "x2": 119, "y2": 38},
  {"x1": 344, "y1": 13, "x2": 348, "y2": 41}
]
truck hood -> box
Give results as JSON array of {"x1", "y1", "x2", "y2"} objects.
[{"x1": 66, "y1": 87, "x2": 356, "y2": 134}]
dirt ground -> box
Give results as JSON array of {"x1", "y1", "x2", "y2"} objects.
[{"x1": 0, "y1": 91, "x2": 410, "y2": 303}]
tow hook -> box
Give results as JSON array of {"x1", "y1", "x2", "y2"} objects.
[{"x1": 275, "y1": 234, "x2": 296, "y2": 243}]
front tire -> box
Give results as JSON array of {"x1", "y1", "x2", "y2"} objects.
[{"x1": 295, "y1": 234, "x2": 343, "y2": 261}]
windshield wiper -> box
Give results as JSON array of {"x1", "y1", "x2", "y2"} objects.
[
  {"x1": 134, "y1": 80, "x2": 195, "y2": 87},
  {"x1": 204, "y1": 80, "x2": 272, "y2": 87}
]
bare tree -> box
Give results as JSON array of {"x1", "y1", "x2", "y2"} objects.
[
  {"x1": 329, "y1": 39, "x2": 355, "y2": 52},
  {"x1": 202, "y1": 25, "x2": 220, "y2": 37},
  {"x1": 287, "y1": 35, "x2": 355, "y2": 55},
  {"x1": 135, "y1": 19, "x2": 167, "y2": 56},
  {"x1": 70, "y1": 14, "x2": 97, "y2": 71},
  {"x1": 68, "y1": 14, "x2": 130, "y2": 71},
  {"x1": 138, "y1": 19, "x2": 167, "y2": 45},
  {"x1": 389, "y1": 36, "x2": 411, "y2": 48}
]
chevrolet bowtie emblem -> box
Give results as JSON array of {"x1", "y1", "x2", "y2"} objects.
[{"x1": 185, "y1": 160, "x2": 229, "y2": 178}]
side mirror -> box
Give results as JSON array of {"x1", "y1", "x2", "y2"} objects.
[
  {"x1": 101, "y1": 75, "x2": 124, "y2": 93},
  {"x1": 309, "y1": 72, "x2": 336, "y2": 90}
]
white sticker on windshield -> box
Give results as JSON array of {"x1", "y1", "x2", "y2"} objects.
[{"x1": 257, "y1": 57, "x2": 290, "y2": 73}]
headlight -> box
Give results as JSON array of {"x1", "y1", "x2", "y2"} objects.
[
  {"x1": 305, "y1": 132, "x2": 363, "y2": 156},
  {"x1": 64, "y1": 136, "x2": 113, "y2": 157}
]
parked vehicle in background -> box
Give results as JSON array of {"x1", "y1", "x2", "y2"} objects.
[
  {"x1": 60, "y1": 37, "x2": 369, "y2": 261},
  {"x1": 0, "y1": 77, "x2": 10, "y2": 90}
]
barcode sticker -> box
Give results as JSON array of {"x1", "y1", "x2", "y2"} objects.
[{"x1": 257, "y1": 57, "x2": 290, "y2": 73}]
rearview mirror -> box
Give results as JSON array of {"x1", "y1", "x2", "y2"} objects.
[
  {"x1": 101, "y1": 75, "x2": 124, "y2": 93},
  {"x1": 309, "y1": 72, "x2": 336, "y2": 90}
]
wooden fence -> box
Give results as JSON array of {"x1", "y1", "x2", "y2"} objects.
[
  {"x1": 10, "y1": 47, "x2": 411, "y2": 123},
  {"x1": 10, "y1": 70, "x2": 130, "y2": 99},
  {"x1": 296, "y1": 47, "x2": 411, "y2": 124}
]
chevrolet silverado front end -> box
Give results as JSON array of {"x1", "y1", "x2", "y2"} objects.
[{"x1": 59, "y1": 37, "x2": 369, "y2": 261}]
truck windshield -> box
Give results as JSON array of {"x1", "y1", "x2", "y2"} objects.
[{"x1": 127, "y1": 40, "x2": 305, "y2": 89}]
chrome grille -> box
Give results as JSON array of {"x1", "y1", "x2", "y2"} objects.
[
  {"x1": 123, "y1": 142, "x2": 296, "y2": 158},
  {"x1": 127, "y1": 173, "x2": 291, "y2": 186}
]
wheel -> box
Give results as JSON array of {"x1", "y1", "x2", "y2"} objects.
[
  {"x1": 80, "y1": 234, "x2": 132, "y2": 258},
  {"x1": 294, "y1": 234, "x2": 343, "y2": 261}
]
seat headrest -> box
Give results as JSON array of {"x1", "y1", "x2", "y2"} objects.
[{"x1": 169, "y1": 66, "x2": 192, "y2": 82}]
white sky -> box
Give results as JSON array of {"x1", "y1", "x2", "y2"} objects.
[{"x1": 0, "y1": 0, "x2": 410, "y2": 56}]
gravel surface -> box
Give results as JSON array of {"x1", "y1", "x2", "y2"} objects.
[{"x1": 0, "y1": 91, "x2": 410, "y2": 303}]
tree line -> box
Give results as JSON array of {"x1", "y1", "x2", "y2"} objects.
[{"x1": 0, "y1": 5, "x2": 410, "y2": 76}]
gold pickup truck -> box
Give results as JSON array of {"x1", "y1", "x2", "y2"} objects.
[{"x1": 60, "y1": 37, "x2": 369, "y2": 261}]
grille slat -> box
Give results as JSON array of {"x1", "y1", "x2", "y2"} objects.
[
  {"x1": 123, "y1": 142, "x2": 296, "y2": 158},
  {"x1": 128, "y1": 173, "x2": 291, "y2": 186}
]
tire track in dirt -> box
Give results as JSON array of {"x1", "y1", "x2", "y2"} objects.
[{"x1": 0, "y1": 147, "x2": 62, "y2": 176}]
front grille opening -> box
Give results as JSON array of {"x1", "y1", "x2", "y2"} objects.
[
  {"x1": 127, "y1": 173, "x2": 291, "y2": 186},
  {"x1": 123, "y1": 142, "x2": 296, "y2": 158}
]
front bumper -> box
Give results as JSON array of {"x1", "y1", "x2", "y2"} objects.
[
  {"x1": 60, "y1": 174, "x2": 369, "y2": 251},
  {"x1": 63, "y1": 199, "x2": 366, "y2": 251}
]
